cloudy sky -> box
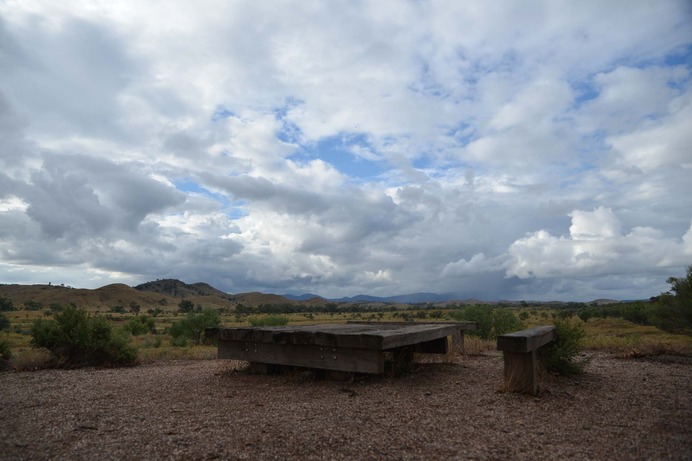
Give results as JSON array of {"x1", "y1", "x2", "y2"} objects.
[{"x1": 1, "y1": 1, "x2": 691, "y2": 301}]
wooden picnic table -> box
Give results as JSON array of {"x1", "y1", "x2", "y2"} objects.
[{"x1": 207, "y1": 322, "x2": 476, "y2": 374}]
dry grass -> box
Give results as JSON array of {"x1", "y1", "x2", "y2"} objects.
[
  {"x1": 9, "y1": 349, "x2": 52, "y2": 371},
  {"x1": 462, "y1": 335, "x2": 496, "y2": 356},
  {"x1": 137, "y1": 345, "x2": 218, "y2": 363},
  {"x1": 581, "y1": 317, "x2": 692, "y2": 357}
]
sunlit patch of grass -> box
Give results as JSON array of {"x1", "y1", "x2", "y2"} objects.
[{"x1": 582, "y1": 318, "x2": 692, "y2": 357}]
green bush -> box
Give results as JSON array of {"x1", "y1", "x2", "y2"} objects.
[
  {"x1": 248, "y1": 315, "x2": 290, "y2": 327},
  {"x1": 24, "y1": 300, "x2": 43, "y2": 311},
  {"x1": 654, "y1": 265, "x2": 692, "y2": 335},
  {"x1": 450, "y1": 306, "x2": 523, "y2": 340},
  {"x1": 170, "y1": 335, "x2": 188, "y2": 347},
  {"x1": 30, "y1": 306, "x2": 137, "y2": 367},
  {"x1": 0, "y1": 297, "x2": 15, "y2": 311},
  {"x1": 123, "y1": 315, "x2": 156, "y2": 336},
  {"x1": 169, "y1": 309, "x2": 221, "y2": 345},
  {"x1": 178, "y1": 299, "x2": 194, "y2": 313},
  {"x1": 492, "y1": 309, "x2": 525, "y2": 337},
  {"x1": 141, "y1": 334, "x2": 162, "y2": 348},
  {"x1": 541, "y1": 320, "x2": 587, "y2": 376},
  {"x1": 110, "y1": 305, "x2": 126, "y2": 314},
  {"x1": 0, "y1": 339, "x2": 11, "y2": 360},
  {"x1": 0, "y1": 312, "x2": 9, "y2": 331},
  {"x1": 0, "y1": 339, "x2": 11, "y2": 370}
]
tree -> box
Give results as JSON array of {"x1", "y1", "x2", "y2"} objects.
[
  {"x1": 169, "y1": 309, "x2": 220, "y2": 346},
  {"x1": 0, "y1": 312, "x2": 9, "y2": 331},
  {"x1": 24, "y1": 300, "x2": 43, "y2": 311},
  {"x1": 450, "y1": 306, "x2": 524, "y2": 340},
  {"x1": 178, "y1": 299, "x2": 194, "y2": 313},
  {"x1": 31, "y1": 306, "x2": 137, "y2": 367},
  {"x1": 0, "y1": 297, "x2": 15, "y2": 312},
  {"x1": 655, "y1": 265, "x2": 692, "y2": 335},
  {"x1": 129, "y1": 302, "x2": 141, "y2": 314},
  {"x1": 123, "y1": 315, "x2": 156, "y2": 336}
]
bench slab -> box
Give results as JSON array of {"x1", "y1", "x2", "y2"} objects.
[
  {"x1": 209, "y1": 322, "x2": 475, "y2": 374},
  {"x1": 496, "y1": 325, "x2": 556, "y2": 353}
]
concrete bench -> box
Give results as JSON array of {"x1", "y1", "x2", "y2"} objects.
[{"x1": 496, "y1": 325, "x2": 556, "y2": 395}]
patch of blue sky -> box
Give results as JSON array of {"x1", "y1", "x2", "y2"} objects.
[
  {"x1": 211, "y1": 106, "x2": 235, "y2": 122},
  {"x1": 444, "y1": 122, "x2": 476, "y2": 146},
  {"x1": 290, "y1": 134, "x2": 387, "y2": 181},
  {"x1": 276, "y1": 118, "x2": 301, "y2": 144},
  {"x1": 274, "y1": 98, "x2": 305, "y2": 144},
  {"x1": 225, "y1": 205, "x2": 248, "y2": 220},
  {"x1": 174, "y1": 179, "x2": 247, "y2": 220},
  {"x1": 571, "y1": 79, "x2": 600, "y2": 108},
  {"x1": 663, "y1": 43, "x2": 692, "y2": 68},
  {"x1": 273, "y1": 96, "x2": 304, "y2": 119}
]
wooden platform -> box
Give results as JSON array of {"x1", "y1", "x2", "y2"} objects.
[{"x1": 208, "y1": 322, "x2": 476, "y2": 374}]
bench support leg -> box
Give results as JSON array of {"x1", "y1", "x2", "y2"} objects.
[{"x1": 502, "y1": 350, "x2": 539, "y2": 395}]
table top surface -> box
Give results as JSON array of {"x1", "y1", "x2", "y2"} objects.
[{"x1": 214, "y1": 322, "x2": 475, "y2": 350}]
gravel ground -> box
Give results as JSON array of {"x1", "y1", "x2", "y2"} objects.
[{"x1": 1, "y1": 352, "x2": 690, "y2": 460}]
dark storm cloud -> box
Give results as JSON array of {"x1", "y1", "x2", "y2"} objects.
[{"x1": 22, "y1": 154, "x2": 185, "y2": 238}]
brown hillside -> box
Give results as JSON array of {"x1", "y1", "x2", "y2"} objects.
[
  {"x1": 0, "y1": 284, "x2": 174, "y2": 312},
  {"x1": 232, "y1": 292, "x2": 298, "y2": 305},
  {"x1": 0, "y1": 282, "x2": 320, "y2": 312},
  {"x1": 134, "y1": 279, "x2": 230, "y2": 299}
]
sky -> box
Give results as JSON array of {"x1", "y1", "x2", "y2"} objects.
[{"x1": 0, "y1": 0, "x2": 691, "y2": 301}]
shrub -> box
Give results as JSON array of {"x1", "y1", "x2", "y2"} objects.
[
  {"x1": 248, "y1": 315, "x2": 290, "y2": 327},
  {"x1": 0, "y1": 312, "x2": 9, "y2": 331},
  {"x1": 123, "y1": 315, "x2": 156, "y2": 336},
  {"x1": 169, "y1": 309, "x2": 221, "y2": 345},
  {"x1": 129, "y1": 302, "x2": 141, "y2": 314},
  {"x1": 0, "y1": 297, "x2": 15, "y2": 311},
  {"x1": 654, "y1": 265, "x2": 692, "y2": 335},
  {"x1": 30, "y1": 306, "x2": 137, "y2": 367},
  {"x1": 141, "y1": 334, "x2": 162, "y2": 348},
  {"x1": 450, "y1": 306, "x2": 523, "y2": 340},
  {"x1": 450, "y1": 306, "x2": 492, "y2": 339},
  {"x1": 492, "y1": 308, "x2": 525, "y2": 336},
  {"x1": 170, "y1": 335, "x2": 188, "y2": 347},
  {"x1": 541, "y1": 320, "x2": 587, "y2": 376},
  {"x1": 24, "y1": 300, "x2": 43, "y2": 311},
  {"x1": 178, "y1": 299, "x2": 194, "y2": 313},
  {"x1": 0, "y1": 338, "x2": 11, "y2": 367}
]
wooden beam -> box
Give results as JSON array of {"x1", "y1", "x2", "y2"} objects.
[
  {"x1": 496, "y1": 325, "x2": 557, "y2": 395},
  {"x1": 496, "y1": 326, "x2": 556, "y2": 353},
  {"x1": 218, "y1": 340, "x2": 385, "y2": 374},
  {"x1": 502, "y1": 350, "x2": 539, "y2": 395}
]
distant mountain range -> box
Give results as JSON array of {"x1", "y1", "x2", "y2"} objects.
[
  {"x1": 0, "y1": 278, "x2": 624, "y2": 311},
  {"x1": 281, "y1": 292, "x2": 493, "y2": 304}
]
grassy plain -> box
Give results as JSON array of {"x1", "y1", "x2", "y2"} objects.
[{"x1": 2, "y1": 306, "x2": 691, "y2": 370}]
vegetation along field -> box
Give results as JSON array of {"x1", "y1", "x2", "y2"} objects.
[{"x1": 1, "y1": 267, "x2": 691, "y2": 370}]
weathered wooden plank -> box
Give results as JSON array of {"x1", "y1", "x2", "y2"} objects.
[
  {"x1": 216, "y1": 322, "x2": 474, "y2": 352},
  {"x1": 502, "y1": 350, "x2": 539, "y2": 395},
  {"x1": 496, "y1": 326, "x2": 556, "y2": 353},
  {"x1": 218, "y1": 339, "x2": 385, "y2": 374},
  {"x1": 379, "y1": 324, "x2": 462, "y2": 350}
]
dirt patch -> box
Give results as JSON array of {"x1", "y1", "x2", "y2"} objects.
[{"x1": 1, "y1": 352, "x2": 690, "y2": 460}]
